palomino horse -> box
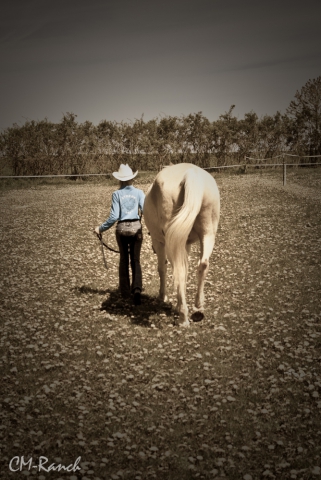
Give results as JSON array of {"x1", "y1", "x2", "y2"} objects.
[{"x1": 144, "y1": 163, "x2": 220, "y2": 327}]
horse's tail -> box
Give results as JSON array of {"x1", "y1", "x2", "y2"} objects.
[{"x1": 165, "y1": 167, "x2": 203, "y2": 289}]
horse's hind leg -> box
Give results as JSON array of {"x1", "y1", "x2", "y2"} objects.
[
  {"x1": 193, "y1": 233, "x2": 215, "y2": 320},
  {"x1": 152, "y1": 239, "x2": 168, "y2": 302},
  {"x1": 175, "y1": 262, "x2": 190, "y2": 327},
  {"x1": 172, "y1": 243, "x2": 190, "y2": 327}
]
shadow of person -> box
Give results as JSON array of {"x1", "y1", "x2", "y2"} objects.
[
  {"x1": 74, "y1": 285, "x2": 109, "y2": 295},
  {"x1": 101, "y1": 289, "x2": 174, "y2": 327},
  {"x1": 76, "y1": 285, "x2": 174, "y2": 328}
]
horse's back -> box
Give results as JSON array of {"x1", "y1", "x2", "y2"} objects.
[
  {"x1": 144, "y1": 164, "x2": 188, "y2": 232},
  {"x1": 148, "y1": 162, "x2": 218, "y2": 203},
  {"x1": 156, "y1": 163, "x2": 203, "y2": 193},
  {"x1": 144, "y1": 163, "x2": 219, "y2": 238}
]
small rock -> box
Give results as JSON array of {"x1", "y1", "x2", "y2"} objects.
[{"x1": 312, "y1": 466, "x2": 321, "y2": 475}]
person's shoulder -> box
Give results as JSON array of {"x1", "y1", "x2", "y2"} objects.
[
  {"x1": 135, "y1": 187, "x2": 145, "y2": 198},
  {"x1": 112, "y1": 189, "x2": 121, "y2": 199}
]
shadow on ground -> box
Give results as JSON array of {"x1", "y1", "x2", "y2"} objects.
[
  {"x1": 75, "y1": 285, "x2": 176, "y2": 328},
  {"x1": 76, "y1": 285, "x2": 108, "y2": 296},
  {"x1": 75, "y1": 285, "x2": 205, "y2": 326}
]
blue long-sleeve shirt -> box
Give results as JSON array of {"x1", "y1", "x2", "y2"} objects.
[{"x1": 99, "y1": 185, "x2": 145, "y2": 233}]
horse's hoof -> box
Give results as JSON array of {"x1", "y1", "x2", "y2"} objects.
[
  {"x1": 176, "y1": 318, "x2": 190, "y2": 328},
  {"x1": 158, "y1": 294, "x2": 168, "y2": 303},
  {"x1": 191, "y1": 310, "x2": 204, "y2": 322}
]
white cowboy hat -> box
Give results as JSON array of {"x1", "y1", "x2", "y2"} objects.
[{"x1": 112, "y1": 164, "x2": 138, "y2": 181}]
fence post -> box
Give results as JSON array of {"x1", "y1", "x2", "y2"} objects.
[
  {"x1": 283, "y1": 157, "x2": 286, "y2": 186},
  {"x1": 243, "y1": 156, "x2": 247, "y2": 174}
]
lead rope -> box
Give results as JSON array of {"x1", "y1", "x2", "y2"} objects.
[
  {"x1": 99, "y1": 233, "x2": 109, "y2": 270},
  {"x1": 94, "y1": 232, "x2": 120, "y2": 270}
]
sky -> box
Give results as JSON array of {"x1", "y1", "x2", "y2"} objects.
[{"x1": 1, "y1": 0, "x2": 320, "y2": 131}]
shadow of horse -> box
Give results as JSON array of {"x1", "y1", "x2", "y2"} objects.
[{"x1": 75, "y1": 285, "x2": 175, "y2": 328}]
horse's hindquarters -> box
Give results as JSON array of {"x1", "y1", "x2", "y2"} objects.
[{"x1": 144, "y1": 163, "x2": 220, "y2": 327}]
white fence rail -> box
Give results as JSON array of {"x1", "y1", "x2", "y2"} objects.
[
  {"x1": 1, "y1": 154, "x2": 321, "y2": 187},
  {"x1": 204, "y1": 154, "x2": 321, "y2": 186}
]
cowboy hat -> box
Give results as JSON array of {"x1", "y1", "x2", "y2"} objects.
[{"x1": 112, "y1": 164, "x2": 138, "y2": 181}]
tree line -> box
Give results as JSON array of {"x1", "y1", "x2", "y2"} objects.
[{"x1": 0, "y1": 76, "x2": 320, "y2": 176}]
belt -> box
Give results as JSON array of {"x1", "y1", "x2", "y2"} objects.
[{"x1": 117, "y1": 219, "x2": 141, "y2": 224}]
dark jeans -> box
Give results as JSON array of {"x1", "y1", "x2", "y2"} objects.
[{"x1": 116, "y1": 223, "x2": 143, "y2": 298}]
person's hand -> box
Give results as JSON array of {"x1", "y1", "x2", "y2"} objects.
[{"x1": 94, "y1": 226, "x2": 101, "y2": 235}]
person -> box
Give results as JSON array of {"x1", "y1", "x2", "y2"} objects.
[{"x1": 94, "y1": 164, "x2": 145, "y2": 305}]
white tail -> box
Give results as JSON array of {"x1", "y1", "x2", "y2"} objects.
[{"x1": 165, "y1": 167, "x2": 203, "y2": 288}]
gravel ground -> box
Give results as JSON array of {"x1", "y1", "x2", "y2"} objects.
[{"x1": 0, "y1": 172, "x2": 320, "y2": 480}]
